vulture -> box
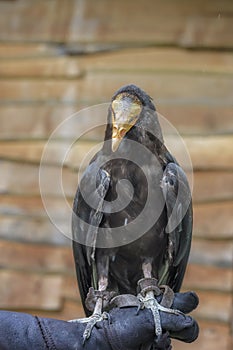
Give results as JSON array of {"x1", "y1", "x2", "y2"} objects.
[{"x1": 72, "y1": 84, "x2": 192, "y2": 341}]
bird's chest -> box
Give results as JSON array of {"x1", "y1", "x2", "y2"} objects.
[
  {"x1": 117, "y1": 212, "x2": 166, "y2": 258},
  {"x1": 101, "y1": 157, "x2": 166, "y2": 263},
  {"x1": 104, "y1": 161, "x2": 163, "y2": 228},
  {"x1": 109, "y1": 156, "x2": 160, "y2": 194}
]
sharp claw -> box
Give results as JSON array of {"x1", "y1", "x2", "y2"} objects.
[
  {"x1": 148, "y1": 296, "x2": 162, "y2": 336},
  {"x1": 138, "y1": 292, "x2": 162, "y2": 336},
  {"x1": 82, "y1": 313, "x2": 101, "y2": 343},
  {"x1": 158, "y1": 303, "x2": 184, "y2": 316},
  {"x1": 81, "y1": 312, "x2": 109, "y2": 343},
  {"x1": 68, "y1": 317, "x2": 90, "y2": 323},
  {"x1": 138, "y1": 292, "x2": 182, "y2": 337}
]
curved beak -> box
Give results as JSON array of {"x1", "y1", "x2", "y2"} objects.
[
  {"x1": 111, "y1": 96, "x2": 142, "y2": 152},
  {"x1": 111, "y1": 122, "x2": 132, "y2": 152}
]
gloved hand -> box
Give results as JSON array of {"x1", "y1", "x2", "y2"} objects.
[{"x1": 0, "y1": 291, "x2": 198, "y2": 350}]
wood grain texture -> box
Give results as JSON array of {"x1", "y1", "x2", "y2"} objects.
[
  {"x1": 1, "y1": 48, "x2": 233, "y2": 75},
  {"x1": 0, "y1": 203, "x2": 232, "y2": 245},
  {"x1": 180, "y1": 16, "x2": 233, "y2": 49},
  {"x1": 0, "y1": 104, "x2": 232, "y2": 139},
  {"x1": 0, "y1": 73, "x2": 232, "y2": 104},
  {"x1": 193, "y1": 201, "x2": 233, "y2": 239},
  {"x1": 191, "y1": 290, "x2": 232, "y2": 323},
  {"x1": 0, "y1": 195, "x2": 72, "y2": 217},
  {"x1": 68, "y1": 0, "x2": 233, "y2": 47},
  {"x1": 0, "y1": 215, "x2": 69, "y2": 245},
  {"x1": 0, "y1": 43, "x2": 59, "y2": 59},
  {"x1": 0, "y1": 238, "x2": 231, "y2": 293},
  {"x1": 0, "y1": 240, "x2": 73, "y2": 273},
  {"x1": 0, "y1": 0, "x2": 73, "y2": 43},
  {"x1": 173, "y1": 321, "x2": 231, "y2": 350},
  {"x1": 0, "y1": 270, "x2": 63, "y2": 310},
  {"x1": 0, "y1": 57, "x2": 83, "y2": 78},
  {"x1": 183, "y1": 264, "x2": 232, "y2": 292},
  {"x1": 0, "y1": 136, "x2": 232, "y2": 170},
  {"x1": 0, "y1": 0, "x2": 232, "y2": 48},
  {"x1": 193, "y1": 171, "x2": 233, "y2": 203},
  {"x1": 0, "y1": 160, "x2": 77, "y2": 197},
  {"x1": 190, "y1": 239, "x2": 233, "y2": 268}
]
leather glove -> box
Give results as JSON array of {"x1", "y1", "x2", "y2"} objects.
[{"x1": 0, "y1": 291, "x2": 198, "y2": 350}]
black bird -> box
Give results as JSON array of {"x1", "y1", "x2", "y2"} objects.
[{"x1": 72, "y1": 84, "x2": 192, "y2": 341}]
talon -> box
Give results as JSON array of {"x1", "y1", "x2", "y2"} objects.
[
  {"x1": 138, "y1": 291, "x2": 163, "y2": 337},
  {"x1": 82, "y1": 312, "x2": 109, "y2": 343},
  {"x1": 138, "y1": 290, "x2": 182, "y2": 337},
  {"x1": 68, "y1": 317, "x2": 90, "y2": 324}
]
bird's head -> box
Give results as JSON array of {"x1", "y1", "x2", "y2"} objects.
[{"x1": 110, "y1": 84, "x2": 155, "y2": 152}]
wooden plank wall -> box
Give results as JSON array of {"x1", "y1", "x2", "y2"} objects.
[{"x1": 0, "y1": 1, "x2": 232, "y2": 349}]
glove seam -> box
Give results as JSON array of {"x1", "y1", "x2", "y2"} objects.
[
  {"x1": 35, "y1": 316, "x2": 57, "y2": 350},
  {"x1": 102, "y1": 321, "x2": 124, "y2": 350}
]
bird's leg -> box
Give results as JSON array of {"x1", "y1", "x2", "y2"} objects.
[
  {"x1": 138, "y1": 262, "x2": 163, "y2": 336},
  {"x1": 81, "y1": 276, "x2": 110, "y2": 342},
  {"x1": 137, "y1": 262, "x2": 181, "y2": 338},
  {"x1": 69, "y1": 255, "x2": 113, "y2": 342},
  {"x1": 72, "y1": 248, "x2": 118, "y2": 342},
  {"x1": 70, "y1": 276, "x2": 113, "y2": 343}
]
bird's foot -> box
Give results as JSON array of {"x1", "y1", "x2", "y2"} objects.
[
  {"x1": 83, "y1": 311, "x2": 109, "y2": 343},
  {"x1": 137, "y1": 278, "x2": 182, "y2": 337},
  {"x1": 138, "y1": 291, "x2": 181, "y2": 337},
  {"x1": 69, "y1": 312, "x2": 109, "y2": 343},
  {"x1": 69, "y1": 287, "x2": 115, "y2": 343}
]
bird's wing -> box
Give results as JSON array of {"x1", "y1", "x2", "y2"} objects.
[
  {"x1": 159, "y1": 162, "x2": 192, "y2": 292},
  {"x1": 72, "y1": 161, "x2": 110, "y2": 315}
]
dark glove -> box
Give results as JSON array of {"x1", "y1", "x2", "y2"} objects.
[
  {"x1": 0, "y1": 291, "x2": 198, "y2": 350},
  {"x1": 105, "y1": 291, "x2": 199, "y2": 350}
]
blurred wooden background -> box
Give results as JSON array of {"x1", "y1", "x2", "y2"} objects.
[{"x1": 0, "y1": 1, "x2": 232, "y2": 349}]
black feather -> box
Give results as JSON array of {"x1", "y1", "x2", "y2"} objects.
[{"x1": 72, "y1": 84, "x2": 193, "y2": 315}]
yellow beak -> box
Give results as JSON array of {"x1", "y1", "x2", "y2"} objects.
[
  {"x1": 111, "y1": 96, "x2": 142, "y2": 152},
  {"x1": 111, "y1": 123, "x2": 131, "y2": 152}
]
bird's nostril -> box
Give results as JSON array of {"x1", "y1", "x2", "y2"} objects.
[{"x1": 119, "y1": 127, "x2": 126, "y2": 138}]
